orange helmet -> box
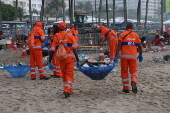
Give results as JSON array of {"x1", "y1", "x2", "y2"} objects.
[{"x1": 99, "y1": 26, "x2": 106, "y2": 31}]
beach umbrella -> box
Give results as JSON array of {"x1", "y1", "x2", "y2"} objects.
[{"x1": 142, "y1": 32, "x2": 160, "y2": 42}]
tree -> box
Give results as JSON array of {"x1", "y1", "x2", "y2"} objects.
[
  {"x1": 48, "y1": 0, "x2": 65, "y2": 21},
  {"x1": 75, "y1": 1, "x2": 93, "y2": 13},
  {"x1": 75, "y1": 2, "x2": 84, "y2": 12},
  {"x1": 0, "y1": 1, "x2": 15, "y2": 21},
  {"x1": 144, "y1": 0, "x2": 149, "y2": 27},
  {"x1": 17, "y1": 7, "x2": 25, "y2": 21},
  {"x1": 84, "y1": 1, "x2": 93, "y2": 13}
]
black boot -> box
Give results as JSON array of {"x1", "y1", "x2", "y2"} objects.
[
  {"x1": 131, "y1": 81, "x2": 137, "y2": 93},
  {"x1": 63, "y1": 91, "x2": 71, "y2": 98},
  {"x1": 122, "y1": 89, "x2": 130, "y2": 93},
  {"x1": 40, "y1": 76, "x2": 50, "y2": 80}
]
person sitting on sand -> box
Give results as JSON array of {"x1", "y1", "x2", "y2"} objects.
[
  {"x1": 152, "y1": 34, "x2": 160, "y2": 46},
  {"x1": 141, "y1": 36, "x2": 155, "y2": 52},
  {"x1": 156, "y1": 36, "x2": 168, "y2": 52}
]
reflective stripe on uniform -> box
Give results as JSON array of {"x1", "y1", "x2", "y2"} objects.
[
  {"x1": 123, "y1": 84, "x2": 129, "y2": 86},
  {"x1": 99, "y1": 53, "x2": 104, "y2": 55},
  {"x1": 72, "y1": 43, "x2": 79, "y2": 47},
  {"x1": 110, "y1": 56, "x2": 115, "y2": 58},
  {"x1": 39, "y1": 73, "x2": 45, "y2": 75},
  {"x1": 50, "y1": 47, "x2": 55, "y2": 50},
  {"x1": 31, "y1": 68, "x2": 35, "y2": 70},
  {"x1": 66, "y1": 81, "x2": 73, "y2": 84},
  {"x1": 32, "y1": 46, "x2": 42, "y2": 48},
  {"x1": 65, "y1": 85, "x2": 72, "y2": 88},
  {"x1": 31, "y1": 72, "x2": 36, "y2": 74},
  {"x1": 53, "y1": 69, "x2": 61, "y2": 72},
  {"x1": 109, "y1": 36, "x2": 116, "y2": 41},
  {"x1": 67, "y1": 53, "x2": 75, "y2": 57},
  {"x1": 122, "y1": 78, "x2": 129, "y2": 82},
  {"x1": 38, "y1": 68, "x2": 44, "y2": 71},
  {"x1": 53, "y1": 66, "x2": 60, "y2": 68},
  {"x1": 120, "y1": 55, "x2": 137, "y2": 58},
  {"x1": 131, "y1": 73, "x2": 137, "y2": 76},
  {"x1": 122, "y1": 42, "x2": 138, "y2": 46},
  {"x1": 100, "y1": 36, "x2": 105, "y2": 38},
  {"x1": 41, "y1": 36, "x2": 45, "y2": 39}
]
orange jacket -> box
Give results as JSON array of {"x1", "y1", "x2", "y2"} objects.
[
  {"x1": 49, "y1": 31, "x2": 79, "y2": 59},
  {"x1": 100, "y1": 27, "x2": 117, "y2": 41},
  {"x1": 69, "y1": 28, "x2": 79, "y2": 43},
  {"x1": 29, "y1": 22, "x2": 45, "y2": 50},
  {"x1": 118, "y1": 29, "x2": 141, "y2": 59}
]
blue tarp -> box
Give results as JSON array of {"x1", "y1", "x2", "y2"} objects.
[
  {"x1": 78, "y1": 62, "x2": 116, "y2": 80},
  {"x1": 4, "y1": 65, "x2": 30, "y2": 78}
]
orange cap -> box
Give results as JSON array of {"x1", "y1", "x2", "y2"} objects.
[
  {"x1": 99, "y1": 26, "x2": 106, "y2": 31},
  {"x1": 58, "y1": 22, "x2": 66, "y2": 29}
]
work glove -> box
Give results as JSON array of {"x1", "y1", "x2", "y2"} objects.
[
  {"x1": 76, "y1": 62, "x2": 80, "y2": 68},
  {"x1": 113, "y1": 57, "x2": 118, "y2": 63},
  {"x1": 48, "y1": 63, "x2": 54, "y2": 71},
  {"x1": 137, "y1": 55, "x2": 143, "y2": 62}
]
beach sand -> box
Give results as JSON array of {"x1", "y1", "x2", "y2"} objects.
[{"x1": 0, "y1": 47, "x2": 170, "y2": 113}]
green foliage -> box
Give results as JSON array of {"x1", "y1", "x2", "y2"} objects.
[
  {"x1": 17, "y1": 7, "x2": 25, "y2": 21},
  {"x1": 1, "y1": 1, "x2": 15, "y2": 21},
  {"x1": 44, "y1": 0, "x2": 66, "y2": 18},
  {"x1": 0, "y1": 1, "x2": 25, "y2": 21},
  {"x1": 75, "y1": 1, "x2": 93, "y2": 13}
]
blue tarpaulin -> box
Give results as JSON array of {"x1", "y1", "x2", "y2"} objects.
[{"x1": 78, "y1": 62, "x2": 116, "y2": 80}]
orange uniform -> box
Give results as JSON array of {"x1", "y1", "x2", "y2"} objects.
[
  {"x1": 29, "y1": 22, "x2": 46, "y2": 79},
  {"x1": 69, "y1": 28, "x2": 79, "y2": 44},
  {"x1": 50, "y1": 31, "x2": 79, "y2": 94},
  {"x1": 100, "y1": 27, "x2": 118, "y2": 61},
  {"x1": 118, "y1": 29, "x2": 141, "y2": 90},
  {"x1": 50, "y1": 34, "x2": 62, "y2": 77}
]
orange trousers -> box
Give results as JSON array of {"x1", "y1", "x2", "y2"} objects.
[
  {"x1": 52, "y1": 53, "x2": 62, "y2": 77},
  {"x1": 109, "y1": 38, "x2": 118, "y2": 61},
  {"x1": 59, "y1": 57, "x2": 75, "y2": 94},
  {"x1": 30, "y1": 49, "x2": 45, "y2": 79},
  {"x1": 121, "y1": 59, "x2": 138, "y2": 90}
]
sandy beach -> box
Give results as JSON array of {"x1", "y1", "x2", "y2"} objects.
[{"x1": 0, "y1": 47, "x2": 170, "y2": 113}]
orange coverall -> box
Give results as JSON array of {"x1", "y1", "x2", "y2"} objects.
[
  {"x1": 100, "y1": 27, "x2": 118, "y2": 61},
  {"x1": 118, "y1": 29, "x2": 141, "y2": 90},
  {"x1": 69, "y1": 28, "x2": 79, "y2": 45},
  {"x1": 29, "y1": 23, "x2": 46, "y2": 79},
  {"x1": 50, "y1": 33, "x2": 62, "y2": 77},
  {"x1": 50, "y1": 31, "x2": 78, "y2": 94}
]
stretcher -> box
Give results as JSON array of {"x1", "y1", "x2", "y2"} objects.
[{"x1": 77, "y1": 60, "x2": 116, "y2": 80}]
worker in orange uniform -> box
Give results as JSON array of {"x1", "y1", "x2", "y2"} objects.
[
  {"x1": 29, "y1": 22, "x2": 50, "y2": 80},
  {"x1": 69, "y1": 24, "x2": 79, "y2": 45},
  {"x1": 99, "y1": 26, "x2": 118, "y2": 61},
  {"x1": 49, "y1": 22, "x2": 79, "y2": 98},
  {"x1": 115, "y1": 22, "x2": 143, "y2": 94},
  {"x1": 49, "y1": 24, "x2": 62, "y2": 78}
]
